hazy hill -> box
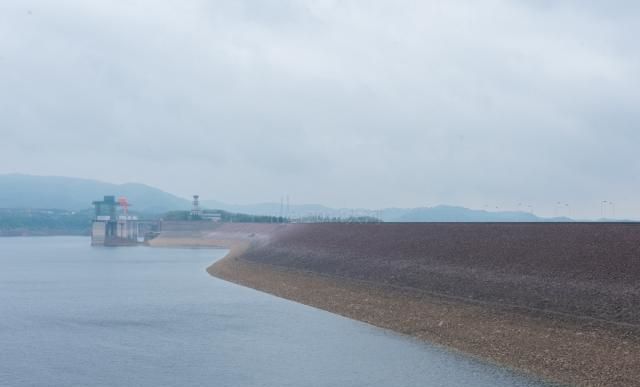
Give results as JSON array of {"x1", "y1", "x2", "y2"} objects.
[
  {"x1": 201, "y1": 201, "x2": 561, "y2": 223},
  {"x1": 382, "y1": 205, "x2": 550, "y2": 222},
  {"x1": 0, "y1": 174, "x2": 190, "y2": 213},
  {"x1": 1, "y1": 174, "x2": 576, "y2": 222}
]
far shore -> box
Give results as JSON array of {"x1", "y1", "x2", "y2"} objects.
[
  {"x1": 151, "y1": 222, "x2": 640, "y2": 387},
  {"x1": 0, "y1": 232, "x2": 88, "y2": 237}
]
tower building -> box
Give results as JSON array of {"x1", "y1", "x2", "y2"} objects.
[
  {"x1": 91, "y1": 195, "x2": 139, "y2": 246},
  {"x1": 191, "y1": 195, "x2": 202, "y2": 219}
]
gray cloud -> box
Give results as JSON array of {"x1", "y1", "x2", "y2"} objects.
[{"x1": 0, "y1": 0, "x2": 638, "y2": 218}]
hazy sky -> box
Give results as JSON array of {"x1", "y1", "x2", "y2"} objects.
[{"x1": 1, "y1": 1, "x2": 638, "y2": 217}]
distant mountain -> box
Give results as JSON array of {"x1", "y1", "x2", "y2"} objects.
[
  {"x1": 381, "y1": 205, "x2": 553, "y2": 222},
  {"x1": 200, "y1": 200, "x2": 567, "y2": 223},
  {"x1": 0, "y1": 174, "x2": 190, "y2": 213},
  {"x1": 1, "y1": 174, "x2": 578, "y2": 222}
]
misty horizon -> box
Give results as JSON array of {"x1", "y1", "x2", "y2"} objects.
[{"x1": 0, "y1": 172, "x2": 625, "y2": 221}]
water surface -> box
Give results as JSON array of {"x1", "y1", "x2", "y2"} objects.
[{"x1": 0, "y1": 237, "x2": 554, "y2": 387}]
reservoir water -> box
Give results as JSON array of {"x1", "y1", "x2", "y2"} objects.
[{"x1": 0, "y1": 237, "x2": 554, "y2": 387}]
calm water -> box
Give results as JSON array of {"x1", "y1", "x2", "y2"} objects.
[{"x1": 0, "y1": 237, "x2": 554, "y2": 387}]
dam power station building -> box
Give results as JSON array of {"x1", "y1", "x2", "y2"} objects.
[{"x1": 91, "y1": 195, "x2": 140, "y2": 246}]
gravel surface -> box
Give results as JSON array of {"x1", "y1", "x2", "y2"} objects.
[
  {"x1": 209, "y1": 255, "x2": 640, "y2": 387},
  {"x1": 241, "y1": 222, "x2": 640, "y2": 326}
]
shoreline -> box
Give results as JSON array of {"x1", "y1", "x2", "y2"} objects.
[
  {"x1": 0, "y1": 232, "x2": 88, "y2": 237},
  {"x1": 207, "y1": 254, "x2": 639, "y2": 387},
  {"x1": 152, "y1": 222, "x2": 640, "y2": 387}
]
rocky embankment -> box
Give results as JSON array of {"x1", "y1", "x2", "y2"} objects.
[{"x1": 153, "y1": 221, "x2": 640, "y2": 387}]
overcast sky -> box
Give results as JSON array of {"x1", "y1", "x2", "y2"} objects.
[{"x1": 1, "y1": 1, "x2": 638, "y2": 217}]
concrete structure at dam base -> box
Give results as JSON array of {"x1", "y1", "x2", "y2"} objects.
[{"x1": 91, "y1": 195, "x2": 140, "y2": 246}]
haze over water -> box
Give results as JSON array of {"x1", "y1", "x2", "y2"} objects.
[{"x1": 0, "y1": 237, "x2": 553, "y2": 387}]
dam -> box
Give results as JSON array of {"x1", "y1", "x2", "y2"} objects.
[{"x1": 153, "y1": 221, "x2": 640, "y2": 387}]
